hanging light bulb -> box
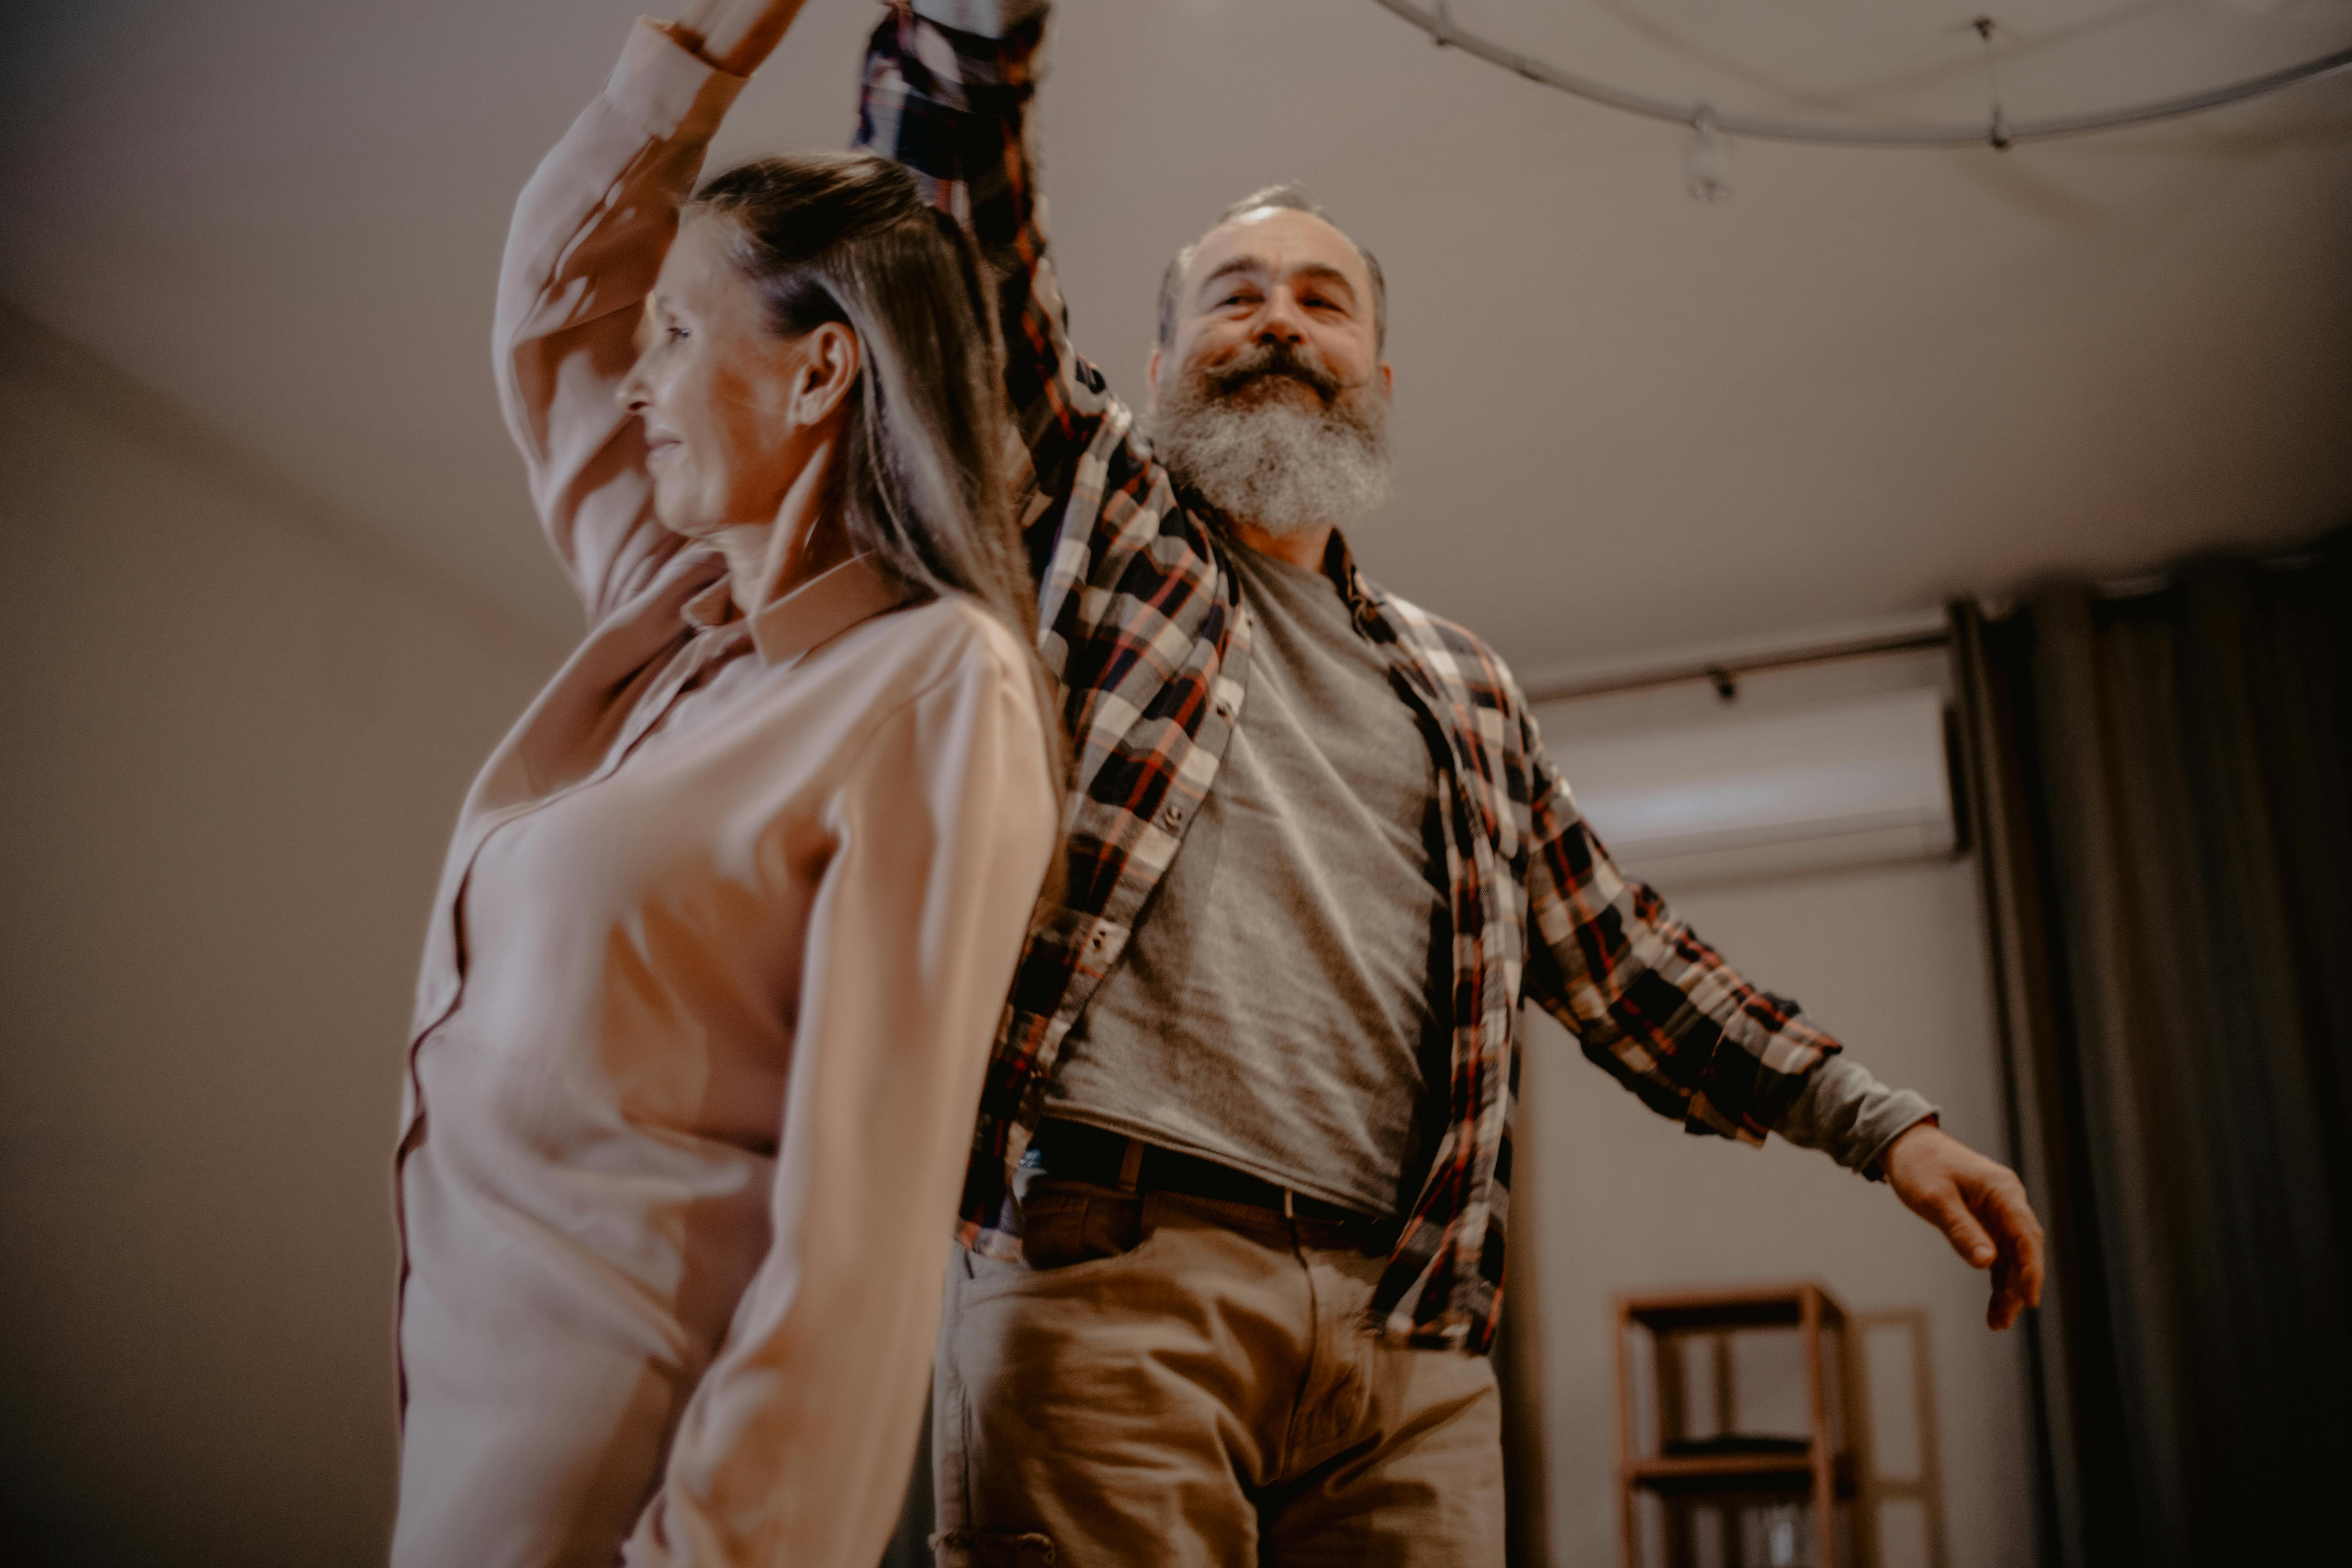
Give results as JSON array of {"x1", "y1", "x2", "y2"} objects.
[{"x1": 1686, "y1": 106, "x2": 1733, "y2": 201}]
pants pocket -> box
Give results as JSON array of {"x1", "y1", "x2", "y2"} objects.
[{"x1": 1018, "y1": 1181, "x2": 1144, "y2": 1272}]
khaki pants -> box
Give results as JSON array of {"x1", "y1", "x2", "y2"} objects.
[{"x1": 931, "y1": 1180, "x2": 1504, "y2": 1567}]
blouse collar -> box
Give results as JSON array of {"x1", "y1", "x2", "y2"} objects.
[{"x1": 681, "y1": 552, "x2": 917, "y2": 667}]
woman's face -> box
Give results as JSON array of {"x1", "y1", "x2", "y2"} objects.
[{"x1": 618, "y1": 215, "x2": 837, "y2": 539}]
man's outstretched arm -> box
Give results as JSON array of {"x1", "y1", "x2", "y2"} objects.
[
  {"x1": 1518, "y1": 724, "x2": 2045, "y2": 1330},
  {"x1": 670, "y1": 0, "x2": 809, "y2": 74},
  {"x1": 1519, "y1": 736, "x2": 1843, "y2": 1144}
]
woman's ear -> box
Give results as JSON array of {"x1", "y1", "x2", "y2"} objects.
[{"x1": 790, "y1": 321, "x2": 860, "y2": 429}]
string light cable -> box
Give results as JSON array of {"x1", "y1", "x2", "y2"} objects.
[{"x1": 1370, "y1": 0, "x2": 2352, "y2": 150}]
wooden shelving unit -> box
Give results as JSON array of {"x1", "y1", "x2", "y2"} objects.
[{"x1": 1612, "y1": 1281, "x2": 1865, "y2": 1568}]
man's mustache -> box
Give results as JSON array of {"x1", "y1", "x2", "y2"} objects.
[{"x1": 1200, "y1": 341, "x2": 1352, "y2": 404}]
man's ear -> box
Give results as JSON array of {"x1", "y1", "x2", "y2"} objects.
[{"x1": 1380, "y1": 359, "x2": 1393, "y2": 396}]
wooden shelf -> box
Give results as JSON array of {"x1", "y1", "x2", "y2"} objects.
[
  {"x1": 1622, "y1": 1281, "x2": 1850, "y2": 1336},
  {"x1": 1613, "y1": 1281, "x2": 1862, "y2": 1565},
  {"x1": 1628, "y1": 1452, "x2": 1859, "y2": 1499}
]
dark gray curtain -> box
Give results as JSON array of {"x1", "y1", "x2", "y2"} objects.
[{"x1": 1952, "y1": 527, "x2": 2352, "y2": 1566}]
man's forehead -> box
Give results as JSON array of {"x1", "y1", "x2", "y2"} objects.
[{"x1": 1184, "y1": 207, "x2": 1370, "y2": 296}]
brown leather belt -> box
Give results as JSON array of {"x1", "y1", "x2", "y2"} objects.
[{"x1": 1029, "y1": 1119, "x2": 1379, "y2": 1227}]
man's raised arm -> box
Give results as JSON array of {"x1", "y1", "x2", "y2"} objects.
[
  {"x1": 853, "y1": 1, "x2": 1114, "y2": 514},
  {"x1": 670, "y1": 0, "x2": 810, "y2": 74}
]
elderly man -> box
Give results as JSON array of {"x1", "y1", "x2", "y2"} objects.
[{"x1": 810, "y1": 2, "x2": 2040, "y2": 1562}]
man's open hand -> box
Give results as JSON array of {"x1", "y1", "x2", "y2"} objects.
[{"x1": 1880, "y1": 1122, "x2": 2045, "y2": 1330}]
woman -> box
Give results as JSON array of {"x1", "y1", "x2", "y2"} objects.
[{"x1": 389, "y1": 3, "x2": 1060, "y2": 1564}]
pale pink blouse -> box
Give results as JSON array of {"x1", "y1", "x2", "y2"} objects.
[{"x1": 390, "y1": 21, "x2": 1057, "y2": 1568}]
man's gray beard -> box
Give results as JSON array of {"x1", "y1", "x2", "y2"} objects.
[{"x1": 1147, "y1": 374, "x2": 1392, "y2": 538}]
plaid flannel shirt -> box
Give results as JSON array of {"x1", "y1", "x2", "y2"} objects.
[{"x1": 857, "y1": 0, "x2": 1842, "y2": 1352}]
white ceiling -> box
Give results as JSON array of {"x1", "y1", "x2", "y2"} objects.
[
  {"x1": 5, "y1": 0, "x2": 2350, "y2": 674},
  {"x1": 1463, "y1": 0, "x2": 2352, "y2": 121}
]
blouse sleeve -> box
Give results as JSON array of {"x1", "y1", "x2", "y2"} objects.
[
  {"x1": 623, "y1": 630, "x2": 1058, "y2": 1567},
  {"x1": 494, "y1": 21, "x2": 748, "y2": 623}
]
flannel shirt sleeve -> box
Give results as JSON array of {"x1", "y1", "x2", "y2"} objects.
[
  {"x1": 853, "y1": 2, "x2": 1114, "y2": 533},
  {"x1": 1519, "y1": 713, "x2": 1843, "y2": 1143}
]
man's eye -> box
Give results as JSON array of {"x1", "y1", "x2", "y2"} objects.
[{"x1": 665, "y1": 324, "x2": 689, "y2": 341}]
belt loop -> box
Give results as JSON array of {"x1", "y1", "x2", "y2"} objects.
[
  {"x1": 1283, "y1": 1188, "x2": 1296, "y2": 1219},
  {"x1": 1117, "y1": 1137, "x2": 1144, "y2": 1195}
]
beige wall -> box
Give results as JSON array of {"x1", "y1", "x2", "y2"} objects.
[
  {"x1": 0, "y1": 309, "x2": 563, "y2": 1565},
  {"x1": 1520, "y1": 666, "x2": 2036, "y2": 1566}
]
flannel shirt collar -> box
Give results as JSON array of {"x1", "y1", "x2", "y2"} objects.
[
  {"x1": 1168, "y1": 483, "x2": 1381, "y2": 626},
  {"x1": 1317, "y1": 527, "x2": 1385, "y2": 623}
]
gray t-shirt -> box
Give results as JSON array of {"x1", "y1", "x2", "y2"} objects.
[
  {"x1": 1046, "y1": 541, "x2": 1450, "y2": 1216},
  {"x1": 1775, "y1": 1055, "x2": 1938, "y2": 1176},
  {"x1": 1046, "y1": 540, "x2": 1937, "y2": 1212}
]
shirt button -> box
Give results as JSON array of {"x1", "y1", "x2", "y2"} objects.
[{"x1": 1160, "y1": 803, "x2": 1184, "y2": 829}]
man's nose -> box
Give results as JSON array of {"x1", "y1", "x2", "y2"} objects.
[{"x1": 1254, "y1": 290, "x2": 1308, "y2": 346}]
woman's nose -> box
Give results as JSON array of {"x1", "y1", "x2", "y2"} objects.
[{"x1": 615, "y1": 355, "x2": 652, "y2": 413}]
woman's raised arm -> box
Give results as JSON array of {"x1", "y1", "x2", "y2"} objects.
[{"x1": 491, "y1": 5, "x2": 807, "y2": 623}]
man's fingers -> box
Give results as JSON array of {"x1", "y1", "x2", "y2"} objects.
[
  {"x1": 2008, "y1": 1208, "x2": 2045, "y2": 1311},
  {"x1": 1991, "y1": 1255, "x2": 2035, "y2": 1329},
  {"x1": 1962, "y1": 1171, "x2": 2047, "y2": 1329},
  {"x1": 1966, "y1": 1175, "x2": 2046, "y2": 1293},
  {"x1": 1887, "y1": 1132, "x2": 2052, "y2": 1330},
  {"x1": 1988, "y1": 1250, "x2": 2026, "y2": 1329},
  {"x1": 1927, "y1": 1187, "x2": 1998, "y2": 1269},
  {"x1": 1989, "y1": 1278, "x2": 2019, "y2": 1330}
]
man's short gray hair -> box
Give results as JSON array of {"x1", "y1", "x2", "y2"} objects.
[{"x1": 1156, "y1": 183, "x2": 1387, "y2": 354}]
